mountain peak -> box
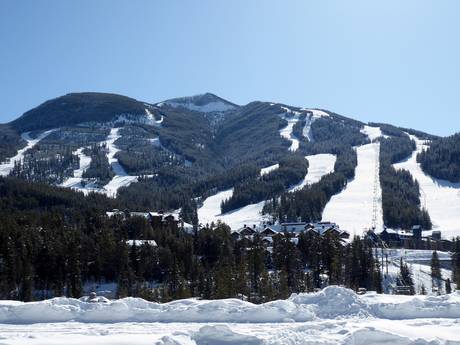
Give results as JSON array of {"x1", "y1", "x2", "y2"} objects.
[{"x1": 159, "y1": 93, "x2": 238, "y2": 113}]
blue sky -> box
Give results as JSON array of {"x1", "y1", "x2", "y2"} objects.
[{"x1": 1, "y1": 0, "x2": 459, "y2": 136}]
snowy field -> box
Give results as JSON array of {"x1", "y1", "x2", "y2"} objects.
[
  {"x1": 393, "y1": 135, "x2": 460, "y2": 238},
  {"x1": 0, "y1": 129, "x2": 56, "y2": 176},
  {"x1": 2, "y1": 286, "x2": 460, "y2": 344},
  {"x1": 289, "y1": 154, "x2": 336, "y2": 192},
  {"x1": 322, "y1": 143, "x2": 384, "y2": 234}
]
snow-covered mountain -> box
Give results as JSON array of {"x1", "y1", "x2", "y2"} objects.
[{"x1": 1, "y1": 92, "x2": 459, "y2": 237}]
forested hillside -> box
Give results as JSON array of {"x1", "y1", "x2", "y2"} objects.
[{"x1": 418, "y1": 133, "x2": 460, "y2": 183}]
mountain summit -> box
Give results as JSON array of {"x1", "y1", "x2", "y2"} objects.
[{"x1": 160, "y1": 93, "x2": 239, "y2": 113}]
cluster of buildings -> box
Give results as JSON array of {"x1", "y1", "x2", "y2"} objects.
[
  {"x1": 106, "y1": 209, "x2": 194, "y2": 233},
  {"x1": 365, "y1": 225, "x2": 452, "y2": 250},
  {"x1": 231, "y1": 221, "x2": 350, "y2": 243}
]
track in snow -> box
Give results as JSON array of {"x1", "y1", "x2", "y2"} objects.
[
  {"x1": 289, "y1": 154, "x2": 336, "y2": 192},
  {"x1": 393, "y1": 135, "x2": 460, "y2": 238},
  {"x1": 0, "y1": 129, "x2": 56, "y2": 176},
  {"x1": 322, "y1": 143, "x2": 384, "y2": 234}
]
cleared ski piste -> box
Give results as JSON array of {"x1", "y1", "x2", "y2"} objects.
[
  {"x1": 0, "y1": 129, "x2": 56, "y2": 176},
  {"x1": 59, "y1": 147, "x2": 96, "y2": 194},
  {"x1": 289, "y1": 154, "x2": 336, "y2": 192},
  {"x1": 2, "y1": 286, "x2": 460, "y2": 344},
  {"x1": 198, "y1": 155, "x2": 337, "y2": 229},
  {"x1": 393, "y1": 135, "x2": 460, "y2": 238},
  {"x1": 322, "y1": 142, "x2": 384, "y2": 234}
]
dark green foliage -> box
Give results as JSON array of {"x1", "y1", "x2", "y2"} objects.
[
  {"x1": 11, "y1": 92, "x2": 147, "y2": 132},
  {"x1": 221, "y1": 154, "x2": 308, "y2": 212},
  {"x1": 418, "y1": 133, "x2": 460, "y2": 183},
  {"x1": 0, "y1": 125, "x2": 25, "y2": 162},
  {"x1": 398, "y1": 258, "x2": 415, "y2": 295},
  {"x1": 83, "y1": 144, "x2": 114, "y2": 185}
]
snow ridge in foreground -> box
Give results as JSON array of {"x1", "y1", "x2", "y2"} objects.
[
  {"x1": 393, "y1": 135, "x2": 460, "y2": 238},
  {"x1": 2, "y1": 286, "x2": 460, "y2": 324}
]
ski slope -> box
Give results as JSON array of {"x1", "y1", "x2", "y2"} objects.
[
  {"x1": 102, "y1": 128, "x2": 139, "y2": 197},
  {"x1": 0, "y1": 129, "x2": 56, "y2": 176},
  {"x1": 393, "y1": 135, "x2": 460, "y2": 238},
  {"x1": 279, "y1": 116, "x2": 300, "y2": 151},
  {"x1": 2, "y1": 286, "x2": 460, "y2": 344},
  {"x1": 197, "y1": 188, "x2": 268, "y2": 229},
  {"x1": 289, "y1": 154, "x2": 336, "y2": 192},
  {"x1": 302, "y1": 109, "x2": 329, "y2": 141},
  {"x1": 322, "y1": 143, "x2": 384, "y2": 234},
  {"x1": 361, "y1": 125, "x2": 385, "y2": 141},
  {"x1": 260, "y1": 163, "x2": 279, "y2": 176},
  {"x1": 59, "y1": 147, "x2": 95, "y2": 193}
]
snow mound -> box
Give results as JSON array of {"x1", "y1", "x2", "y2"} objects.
[
  {"x1": 3, "y1": 287, "x2": 460, "y2": 325},
  {"x1": 345, "y1": 328, "x2": 440, "y2": 345},
  {"x1": 193, "y1": 325, "x2": 264, "y2": 345}
]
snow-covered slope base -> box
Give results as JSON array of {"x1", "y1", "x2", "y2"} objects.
[
  {"x1": 322, "y1": 143, "x2": 384, "y2": 234},
  {"x1": 393, "y1": 135, "x2": 460, "y2": 238},
  {"x1": 2, "y1": 287, "x2": 460, "y2": 344}
]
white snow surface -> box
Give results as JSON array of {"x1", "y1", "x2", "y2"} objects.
[
  {"x1": 197, "y1": 188, "x2": 268, "y2": 229},
  {"x1": 361, "y1": 125, "x2": 384, "y2": 141},
  {"x1": 2, "y1": 286, "x2": 460, "y2": 344},
  {"x1": 0, "y1": 129, "x2": 56, "y2": 176},
  {"x1": 279, "y1": 116, "x2": 300, "y2": 152},
  {"x1": 102, "y1": 128, "x2": 139, "y2": 197},
  {"x1": 289, "y1": 154, "x2": 336, "y2": 192},
  {"x1": 59, "y1": 147, "x2": 93, "y2": 192},
  {"x1": 322, "y1": 143, "x2": 384, "y2": 234},
  {"x1": 393, "y1": 135, "x2": 460, "y2": 238},
  {"x1": 260, "y1": 163, "x2": 279, "y2": 176}
]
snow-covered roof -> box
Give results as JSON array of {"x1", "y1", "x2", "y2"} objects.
[{"x1": 126, "y1": 239, "x2": 158, "y2": 247}]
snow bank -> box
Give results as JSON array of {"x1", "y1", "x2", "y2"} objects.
[
  {"x1": 289, "y1": 154, "x2": 336, "y2": 192},
  {"x1": 0, "y1": 129, "x2": 56, "y2": 176},
  {"x1": 322, "y1": 143, "x2": 383, "y2": 234},
  {"x1": 3, "y1": 286, "x2": 460, "y2": 325},
  {"x1": 393, "y1": 135, "x2": 460, "y2": 238}
]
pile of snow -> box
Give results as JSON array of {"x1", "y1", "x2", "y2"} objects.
[
  {"x1": 3, "y1": 286, "x2": 460, "y2": 325},
  {"x1": 322, "y1": 143, "x2": 383, "y2": 234},
  {"x1": 289, "y1": 154, "x2": 336, "y2": 192},
  {"x1": 3, "y1": 287, "x2": 460, "y2": 344},
  {"x1": 0, "y1": 129, "x2": 56, "y2": 176},
  {"x1": 393, "y1": 134, "x2": 460, "y2": 238}
]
